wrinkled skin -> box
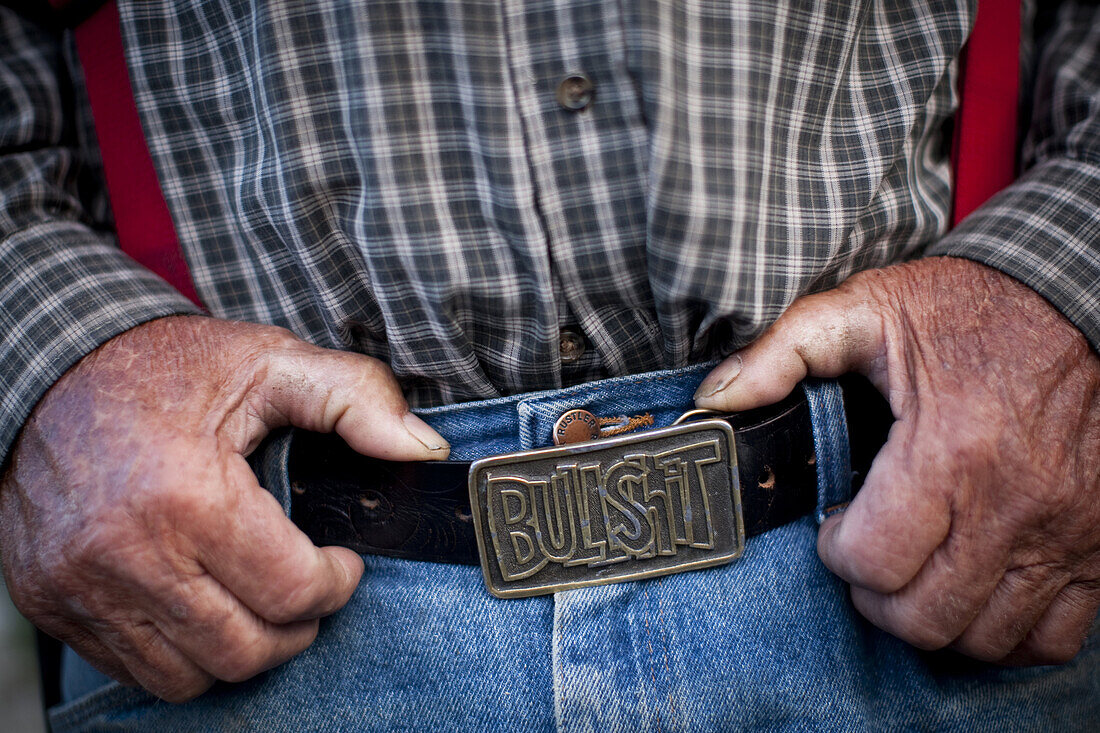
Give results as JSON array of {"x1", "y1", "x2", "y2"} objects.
[
  {"x1": 697, "y1": 257, "x2": 1100, "y2": 665},
  {"x1": 0, "y1": 316, "x2": 449, "y2": 702},
  {"x1": 3, "y1": 257, "x2": 1098, "y2": 706}
]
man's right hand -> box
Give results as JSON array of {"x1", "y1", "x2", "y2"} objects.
[{"x1": 0, "y1": 315, "x2": 449, "y2": 702}]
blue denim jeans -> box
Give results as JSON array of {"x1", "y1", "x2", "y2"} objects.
[{"x1": 51, "y1": 364, "x2": 1100, "y2": 731}]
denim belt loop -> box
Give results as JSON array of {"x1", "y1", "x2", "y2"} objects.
[{"x1": 802, "y1": 378, "x2": 853, "y2": 523}]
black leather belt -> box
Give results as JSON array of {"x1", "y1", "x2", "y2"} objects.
[{"x1": 288, "y1": 375, "x2": 892, "y2": 596}]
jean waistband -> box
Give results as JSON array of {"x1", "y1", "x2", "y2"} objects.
[
  {"x1": 413, "y1": 362, "x2": 719, "y2": 461},
  {"x1": 410, "y1": 364, "x2": 890, "y2": 527}
]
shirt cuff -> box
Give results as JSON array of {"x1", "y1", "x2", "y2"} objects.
[
  {"x1": 0, "y1": 221, "x2": 202, "y2": 465},
  {"x1": 926, "y1": 157, "x2": 1100, "y2": 351}
]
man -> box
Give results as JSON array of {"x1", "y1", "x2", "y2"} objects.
[{"x1": 1, "y1": 0, "x2": 1098, "y2": 729}]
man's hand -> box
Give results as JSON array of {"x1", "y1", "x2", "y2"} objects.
[
  {"x1": 0, "y1": 316, "x2": 449, "y2": 702},
  {"x1": 695, "y1": 257, "x2": 1100, "y2": 665}
]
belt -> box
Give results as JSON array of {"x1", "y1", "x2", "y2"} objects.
[{"x1": 288, "y1": 375, "x2": 892, "y2": 597}]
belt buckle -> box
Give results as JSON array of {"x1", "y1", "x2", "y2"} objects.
[{"x1": 468, "y1": 419, "x2": 744, "y2": 598}]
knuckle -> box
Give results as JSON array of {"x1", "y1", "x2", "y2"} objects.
[
  {"x1": 264, "y1": 574, "x2": 323, "y2": 624},
  {"x1": 43, "y1": 534, "x2": 133, "y2": 609},
  {"x1": 60, "y1": 522, "x2": 126, "y2": 571},
  {"x1": 262, "y1": 324, "x2": 304, "y2": 349},
  {"x1": 827, "y1": 529, "x2": 911, "y2": 594},
  {"x1": 209, "y1": 651, "x2": 259, "y2": 684},
  {"x1": 942, "y1": 429, "x2": 997, "y2": 477},
  {"x1": 152, "y1": 672, "x2": 215, "y2": 703},
  {"x1": 844, "y1": 552, "x2": 908, "y2": 594},
  {"x1": 854, "y1": 591, "x2": 956, "y2": 650},
  {"x1": 953, "y1": 634, "x2": 1011, "y2": 663},
  {"x1": 189, "y1": 591, "x2": 237, "y2": 634},
  {"x1": 1025, "y1": 614, "x2": 1090, "y2": 665},
  {"x1": 1037, "y1": 640, "x2": 1082, "y2": 665},
  {"x1": 1020, "y1": 637, "x2": 1082, "y2": 666},
  {"x1": 900, "y1": 621, "x2": 955, "y2": 651},
  {"x1": 151, "y1": 478, "x2": 222, "y2": 520},
  {"x1": 215, "y1": 631, "x2": 280, "y2": 683},
  {"x1": 260, "y1": 327, "x2": 314, "y2": 364},
  {"x1": 359, "y1": 353, "x2": 393, "y2": 380},
  {"x1": 348, "y1": 352, "x2": 399, "y2": 388},
  {"x1": 879, "y1": 605, "x2": 956, "y2": 650},
  {"x1": 343, "y1": 354, "x2": 399, "y2": 399},
  {"x1": 235, "y1": 322, "x2": 302, "y2": 356}
]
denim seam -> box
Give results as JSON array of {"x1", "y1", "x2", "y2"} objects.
[
  {"x1": 414, "y1": 361, "x2": 718, "y2": 420},
  {"x1": 651, "y1": 584, "x2": 676, "y2": 724},
  {"x1": 552, "y1": 595, "x2": 565, "y2": 732}
]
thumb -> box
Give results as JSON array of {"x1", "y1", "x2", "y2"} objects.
[
  {"x1": 254, "y1": 341, "x2": 449, "y2": 461},
  {"x1": 694, "y1": 283, "x2": 886, "y2": 412}
]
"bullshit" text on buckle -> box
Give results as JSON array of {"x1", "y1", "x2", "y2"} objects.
[{"x1": 468, "y1": 419, "x2": 744, "y2": 598}]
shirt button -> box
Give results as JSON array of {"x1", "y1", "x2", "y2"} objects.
[
  {"x1": 559, "y1": 329, "x2": 586, "y2": 363},
  {"x1": 556, "y1": 73, "x2": 595, "y2": 111}
]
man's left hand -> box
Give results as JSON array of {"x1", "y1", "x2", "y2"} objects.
[{"x1": 695, "y1": 257, "x2": 1100, "y2": 664}]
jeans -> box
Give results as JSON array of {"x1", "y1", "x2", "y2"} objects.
[{"x1": 50, "y1": 364, "x2": 1100, "y2": 731}]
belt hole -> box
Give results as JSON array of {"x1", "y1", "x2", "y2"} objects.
[
  {"x1": 757, "y1": 466, "x2": 775, "y2": 490},
  {"x1": 455, "y1": 505, "x2": 473, "y2": 523}
]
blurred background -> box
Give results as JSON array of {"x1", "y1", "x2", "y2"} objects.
[{"x1": 1, "y1": 580, "x2": 46, "y2": 732}]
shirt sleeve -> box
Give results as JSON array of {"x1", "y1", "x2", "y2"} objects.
[
  {"x1": 927, "y1": 1, "x2": 1100, "y2": 349},
  {"x1": 0, "y1": 8, "x2": 200, "y2": 464}
]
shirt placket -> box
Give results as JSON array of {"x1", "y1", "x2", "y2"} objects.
[
  {"x1": 500, "y1": 0, "x2": 663, "y2": 389},
  {"x1": 498, "y1": 0, "x2": 672, "y2": 727}
]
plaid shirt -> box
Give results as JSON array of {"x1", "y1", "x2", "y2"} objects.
[{"x1": 1, "y1": 0, "x2": 1098, "y2": 462}]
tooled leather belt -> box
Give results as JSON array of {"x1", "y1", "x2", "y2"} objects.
[{"x1": 288, "y1": 375, "x2": 892, "y2": 597}]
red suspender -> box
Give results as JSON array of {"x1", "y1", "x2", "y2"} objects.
[
  {"x1": 61, "y1": 0, "x2": 1016, "y2": 299},
  {"x1": 951, "y1": 0, "x2": 1021, "y2": 225},
  {"x1": 70, "y1": 0, "x2": 203, "y2": 305}
]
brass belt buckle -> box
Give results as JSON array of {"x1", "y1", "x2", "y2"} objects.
[{"x1": 468, "y1": 419, "x2": 744, "y2": 598}]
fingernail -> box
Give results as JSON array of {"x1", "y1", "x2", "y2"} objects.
[
  {"x1": 403, "y1": 413, "x2": 449, "y2": 453},
  {"x1": 694, "y1": 354, "x2": 743, "y2": 400}
]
